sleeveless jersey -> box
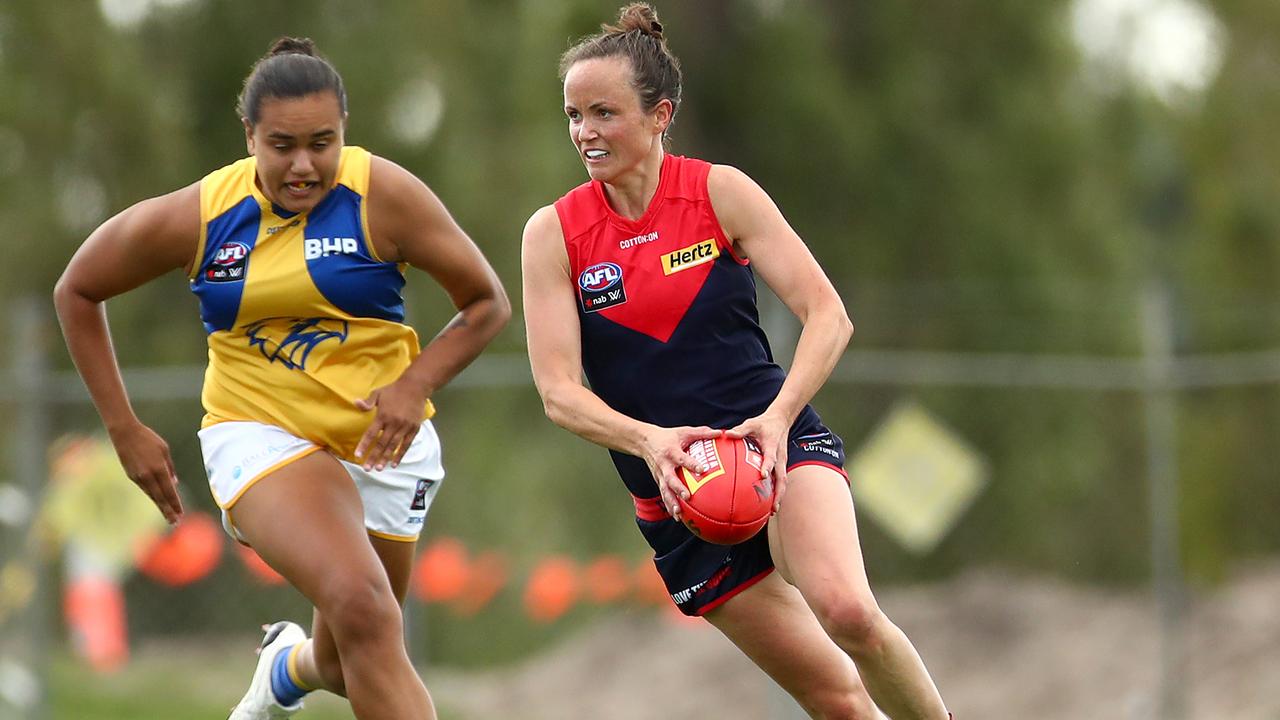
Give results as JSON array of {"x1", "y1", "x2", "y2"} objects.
[
  {"x1": 190, "y1": 146, "x2": 432, "y2": 462},
  {"x1": 555, "y1": 154, "x2": 793, "y2": 497}
]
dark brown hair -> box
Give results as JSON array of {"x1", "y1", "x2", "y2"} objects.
[
  {"x1": 559, "y1": 3, "x2": 683, "y2": 127},
  {"x1": 237, "y1": 37, "x2": 348, "y2": 125}
]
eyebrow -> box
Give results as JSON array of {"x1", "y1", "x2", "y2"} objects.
[
  {"x1": 266, "y1": 129, "x2": 337, "y2": 141},
  {"x1": 564, "y1": 100, "x2": 613, "y2": 112}
]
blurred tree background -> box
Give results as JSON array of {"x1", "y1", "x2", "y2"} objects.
[{"x1": 1, "y1": 0, "x2": 1277, "y2": 674}]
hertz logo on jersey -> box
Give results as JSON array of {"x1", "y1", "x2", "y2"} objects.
[{"x1": 661, "y1": 239, "x2": 719, "y2": 275}]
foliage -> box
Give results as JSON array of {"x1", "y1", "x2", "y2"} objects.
[{"x1": 3, "y1": 0, "x2": 1278, "y2": 666}]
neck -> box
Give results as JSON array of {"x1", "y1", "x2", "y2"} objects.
[{"x1": 602, "y1": 148, "x2": 665, "y2": 221}]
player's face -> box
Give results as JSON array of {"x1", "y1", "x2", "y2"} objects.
[
  {"x1": 563, "y1": 56, "x2": 670, "y2": 183},
  {"x1": 245, "y1": 92, "x2": 346, "y2": 215}
]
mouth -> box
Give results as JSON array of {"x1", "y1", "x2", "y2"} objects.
[
  {"x1": 283, "y1": 180, "x2": 319, "y2": 198},
  {"x1": 583, "y1": 149, "x2": 609, "y2": 162}
]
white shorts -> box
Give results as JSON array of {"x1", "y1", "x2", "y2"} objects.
[{"x1": 198, "y1": 420, "x2": 444, "y2": 544}]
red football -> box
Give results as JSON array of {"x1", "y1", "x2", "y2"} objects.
[{"x1": 676, "y1": 435, "x2": 774, "y2": 545}]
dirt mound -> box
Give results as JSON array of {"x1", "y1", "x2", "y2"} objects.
[{"x1": 427, "y1": 562, "x2": 1280, "y2": 719}]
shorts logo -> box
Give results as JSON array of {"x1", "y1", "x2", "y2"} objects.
[
  {"x1": 205, "y1": 241, "x2": 250, "y2": 283},
  {"x1": 410, "y1": 478, "x2": 435, "y2": 510},
  {"x1": 671, "y1": 560, "x2": 732, "y2": 605},
  {"x1": 661, "y1": 239, "x2": 718, "y2": 275},
  {"x1": 578, "y1": 262, "x2": 627, "y2": 313},
  {"x1": 796, "y1": 432, "x2": 841, "y2": 459}
]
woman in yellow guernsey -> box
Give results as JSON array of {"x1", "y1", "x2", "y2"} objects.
[{"x1": 53, "y1": 38, "x2": 509, "y2": 720}]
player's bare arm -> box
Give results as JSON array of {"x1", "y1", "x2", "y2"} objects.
[
  {"x1": 708, "y1": 164, "x2": 853, "y2": 499},
  {"x1": 53, "y1": 183, "x2": 200, "y2": 523},
  {"x1": 355, "y1": 156, "x2": 511, "y2": 469},
  {"x1": 521, "y1": 204, "x2": 715, "y2": 516}
]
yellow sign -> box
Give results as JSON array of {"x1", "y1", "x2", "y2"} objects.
[{"x1": 848, "y1": 401, "x2": 986, "y2": 554}]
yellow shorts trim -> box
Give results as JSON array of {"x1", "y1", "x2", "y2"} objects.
[{"x1": 367, "y1": 529, "x2": 419, "y2": 543}]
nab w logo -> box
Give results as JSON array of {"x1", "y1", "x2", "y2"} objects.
[{"x1": 243, "y1": 317, "x2": 349, "y2": 371}]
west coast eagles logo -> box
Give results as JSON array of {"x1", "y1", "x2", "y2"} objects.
[{"x1": 242, "y1": 317, "x2": 349, "y2": 371}]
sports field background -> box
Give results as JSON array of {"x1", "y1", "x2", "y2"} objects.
[{"x1": 4, "y1": 1, "x2": 1280, "y2": 719}]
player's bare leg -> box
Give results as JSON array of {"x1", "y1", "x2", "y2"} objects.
[
  {"x1": 230, "y1": 451, "x2": 436, "y2": 720},
  {"x1": 705, "y1": 572, "x2": 883, "y2": 719},
  {"x1": 292, "y1": 535, "x2": 418, "y2": 696},
  {"x1": 770, "y1": 465, "x2": 948, "y2": 720}
]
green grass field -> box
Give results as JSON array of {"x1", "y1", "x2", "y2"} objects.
[
  {"x1": 49, "y1": 648, "x2": 356, "y2": 720},
  {"x1": 47, "y1": 644, "x2": 483, "y2": 720}
]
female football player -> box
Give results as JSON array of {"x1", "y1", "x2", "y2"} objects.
[
  {"x1": 522, "y1": 5, "x2": 951, "y2": 719},
  {"x1": 55, "y1": 37, "x2": 510, "y2": 720}
]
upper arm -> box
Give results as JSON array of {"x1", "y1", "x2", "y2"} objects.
[
  {"x1": 520, "y1": 205, "x2": 584, "y2": 394},
  {"x1": 707, "y1": 164, "x2": 844, "y2": 323},
  {"x1": 366, "y1": 156, "x2": 507, "y2": 312},
  {"x1": 57, "y1": 183, "x2": 201, "y2": 302}
]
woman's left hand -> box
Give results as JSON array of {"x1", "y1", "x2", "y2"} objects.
[
  {"x1": 355, "y1": 377, "x2": 429, "y2": 471},
  {"x1": 725, "y1": 411, "x2": 790, "y2": 513}
]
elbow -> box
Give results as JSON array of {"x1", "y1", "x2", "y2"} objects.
[
  {"x1": 538, "y1": 383, "x2": 575, "y2": 430},
  {"x1": 52, "y1": 272, "x2": 85, "y2": 319},
  {"x1": 478, "y1": 279, "x2": 512, "y2": 336},
  {"x1": 491, "y1": 286, "x2": 513, "y2": 332},
  {"x1": 829, "y1": 303, "x2": 853, "y2": 350}
]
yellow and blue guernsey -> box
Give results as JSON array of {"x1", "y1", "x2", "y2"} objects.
[{"x1": 189, "y1": 146, "x2": 432, "y2": 463}]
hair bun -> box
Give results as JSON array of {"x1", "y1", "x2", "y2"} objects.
[
  {"x1": 268, "y1": 37, "x2": 317, "y2": 57},
  {"x1": 611, "y1": 2, "x2": 665, "y2": 41}
]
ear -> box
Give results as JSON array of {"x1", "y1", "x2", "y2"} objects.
[
  {"x1": 243, "y1": 117, "x2": 255, "y2": 155},
  {"x1": 653, "y1": 98, "x2": 674, "y2": 136}
]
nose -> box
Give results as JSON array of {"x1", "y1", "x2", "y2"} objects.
[{"x1": 290, "y1": 149, "x2": 315, "y2": 175}]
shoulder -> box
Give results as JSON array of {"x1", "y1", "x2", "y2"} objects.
[
  {"x1": 365, "y1": 154, "x2": 441, "y2": 225},
  {"x1": 522, "y1": 205, "x2": 565, "y2": 247},
  {"x1": 199, "y1": 156, "x2": 257, "y2": 220},
  {"x1": 521, "y1": 205, "x2": 570, "y2": 275},
  {"x1": 368, "y1": 153, "x2": 430, "y2": 202},
  {"x1": 706, "y1": 163, "x2": 759, "y2": 201},
  {"x1": 706, "y1": 163, "x2": 771, "y2": 226},
  {"x1": 137, "y1": 181, "x2": 202, "y2": 235}
]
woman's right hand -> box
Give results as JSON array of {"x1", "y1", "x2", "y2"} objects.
[
  {"x1": 108, "y1": 421, "x2": 183, "y2": 524},
  {"x1": 639, "y1": 425, "x2": 723, "y2": 521}
]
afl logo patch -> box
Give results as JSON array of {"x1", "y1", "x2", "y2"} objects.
[
  {"x1": 578, "y1": 262, "x2": 627, "y2": 313},
  {"x1": 205, "y1": 241, "x2": 250, "y2": 283}
]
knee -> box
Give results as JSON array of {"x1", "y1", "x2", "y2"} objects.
[
  {"x1": 805, "y1": 689, "x2": 879, "y2": 720},
  {"x1": 317, "y1": 579, "x2": 403, "y2": 647},
  {"x1": 811, "y1": 593, "x2": 886, "y2": 657}
]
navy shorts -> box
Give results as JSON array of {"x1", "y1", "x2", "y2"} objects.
[{"x1": 628, "y1": 410, "x2": 847, "y2": 616}]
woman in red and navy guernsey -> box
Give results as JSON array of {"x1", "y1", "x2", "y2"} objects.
[{"x1": 522, "y1": 5, "x2": 951, "y2": 719}]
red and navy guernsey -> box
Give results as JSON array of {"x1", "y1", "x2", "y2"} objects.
[{"x1": 556, "y1": 154, "x2": 814, "y2": 499}]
